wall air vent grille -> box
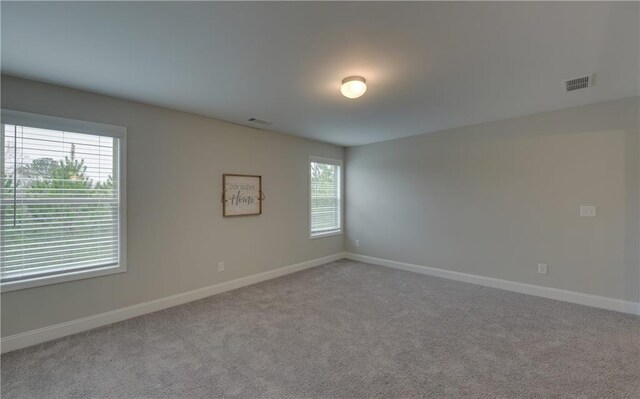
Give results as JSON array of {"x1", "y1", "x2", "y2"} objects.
[{"x1": 564, "y1": 75, "x2": 592, "y2": 92}]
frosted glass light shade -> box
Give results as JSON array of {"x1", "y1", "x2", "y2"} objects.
[{"x1": 341, "y1": 76, "x2": 367, "y2": 99}]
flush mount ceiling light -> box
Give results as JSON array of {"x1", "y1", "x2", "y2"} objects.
[{"x1": 340, "y1": 76, "x2": 367, "y2": 99}]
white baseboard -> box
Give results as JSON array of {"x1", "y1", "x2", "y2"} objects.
[
  {"x1": 0, "y1": 252, "x2": 346, "y2": 354},
  {"x1": 346, "y1": 253, "x2": 640, "y2": 315}
]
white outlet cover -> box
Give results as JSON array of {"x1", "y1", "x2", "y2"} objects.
[
  {"x1": 217, "y1": 262, "x2": 225, "y2": 272},
  {"x1": 580, "y1": 206, "x2": 596, "y2": 217},
  {"x1": 537, "y1": 263, "x2": 548, "y2": 274}
]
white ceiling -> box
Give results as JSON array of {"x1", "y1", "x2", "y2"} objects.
[{"x1": 2, "y1": 2, "x2": 638, "y2": 146}]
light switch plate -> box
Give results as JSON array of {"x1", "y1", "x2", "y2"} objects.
[{"x1": 580, "y1": 206, "x2": 596, "y2": 217}]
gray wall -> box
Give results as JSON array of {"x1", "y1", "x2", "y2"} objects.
[
  {"x1": 346, "y1": 98, "x2": 640, "y2": 302},
  {"x1": 2, "y1": 75, "x2": 637, "y2": 338},
  {"x1": 1, "y1": 76, "x2": 344, "y2": 336}
]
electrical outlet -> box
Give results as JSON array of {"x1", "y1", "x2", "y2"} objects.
[
  {"x1": 580, "y1": 206, "x2": 596, "y2": 217},
  {"x1": 355, "y1": 240, "x2": 360, "y2": 247},
  {"x1": 537, "y1": 263, "x2": 548, "y2": 275},
  {"x1": 217, "y1": 262, "x2": 225, "y2": 272}
]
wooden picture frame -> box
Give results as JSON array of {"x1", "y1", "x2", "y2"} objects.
[{"x1": 222, "y1": 174, "x2": 263, "y2": 217}]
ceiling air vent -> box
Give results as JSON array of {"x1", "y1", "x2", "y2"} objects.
[
  {"x1": 247, "y1": 117, "x2": 272, "y2": 125},
  {"x1": 564, "y1": 75, "x2": 592, "y2": 92}
]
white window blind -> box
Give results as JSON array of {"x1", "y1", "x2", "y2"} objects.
[
  {"x1": 310, "y1": 157, "x2": 342, "y2": 237},
  {"x1": 1, "y1": 112, "x2": 125, "y2": 290}
]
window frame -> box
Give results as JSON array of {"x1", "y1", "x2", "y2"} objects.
[
  {"x1": 0, "y1": 109, "x2": 127, "y2": 292},
  {"x1": 309, "y1": 155, "x2": 343, "y2": 239}
]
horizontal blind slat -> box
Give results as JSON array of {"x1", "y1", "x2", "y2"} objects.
[
  {"x1": 3, "y1": 250, "x2": 117, "y2": 268},
  {"x1": 1, "y1": 221, "x2": 118, "y2": 231},
  {"x1": 2, "y1": 225, "x2": 117, "y2": 237},
  {"x1": 3, "y1": 236, "x2": 118, "y2": 252},
  {"x1": 2, "y1": 261, "x2": 118, "y2": 281},
  {"x1": 1, "y1": 209, "x2": 117, "y2": 218},
  {"x1": 3, "y1": 254, "x2": 118, "y2": 271}
]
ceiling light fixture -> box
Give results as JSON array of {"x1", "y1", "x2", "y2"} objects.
[{"x1": 341, "y1": 76, "x2": 367, "y2": 99}]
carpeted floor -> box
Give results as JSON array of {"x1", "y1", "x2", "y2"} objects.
[{"x1": 2, "y1": 260, "x2": 639, "y2": 398}]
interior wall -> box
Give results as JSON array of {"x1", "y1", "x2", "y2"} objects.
[
  {"x1": 346, "y1": 97, "x2": 640, "y2": 303},
  {"x1": 0, "y1": 76, "x2": 344, "y2": 336}
]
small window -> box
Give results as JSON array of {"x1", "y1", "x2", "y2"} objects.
[
  {"x1": 309, "y1": 156, "x2": 342, "y2": 238},
  {"x1": 1, "y1": 110, "x2": 126, "y2": 291}
]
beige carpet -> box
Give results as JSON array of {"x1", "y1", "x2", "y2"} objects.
[{"x1": 2, "y1": 259, "x2": 639, "y2": 398}]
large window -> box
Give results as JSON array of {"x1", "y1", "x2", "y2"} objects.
[
  {"x1": 309, "y1": 156, "x2": 342, "y2": 238},
  {"x1": 1, "y1": 110, "x2": 126, "y2": 291}
]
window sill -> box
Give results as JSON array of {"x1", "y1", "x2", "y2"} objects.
[
  {"x1": 0, "y1": 264, "x2": 127, "y2": 293},
  {"x1": 309, "y1": 230, "x2": 343, "y2": 240}
]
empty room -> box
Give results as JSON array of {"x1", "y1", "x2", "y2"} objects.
[{"x1": 1, "y1": 1, "x2": 639, "y2": 398}]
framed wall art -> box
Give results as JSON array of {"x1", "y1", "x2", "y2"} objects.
[{"x1": 222, "y1": 174, "x2": 264, "y2": 217}]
